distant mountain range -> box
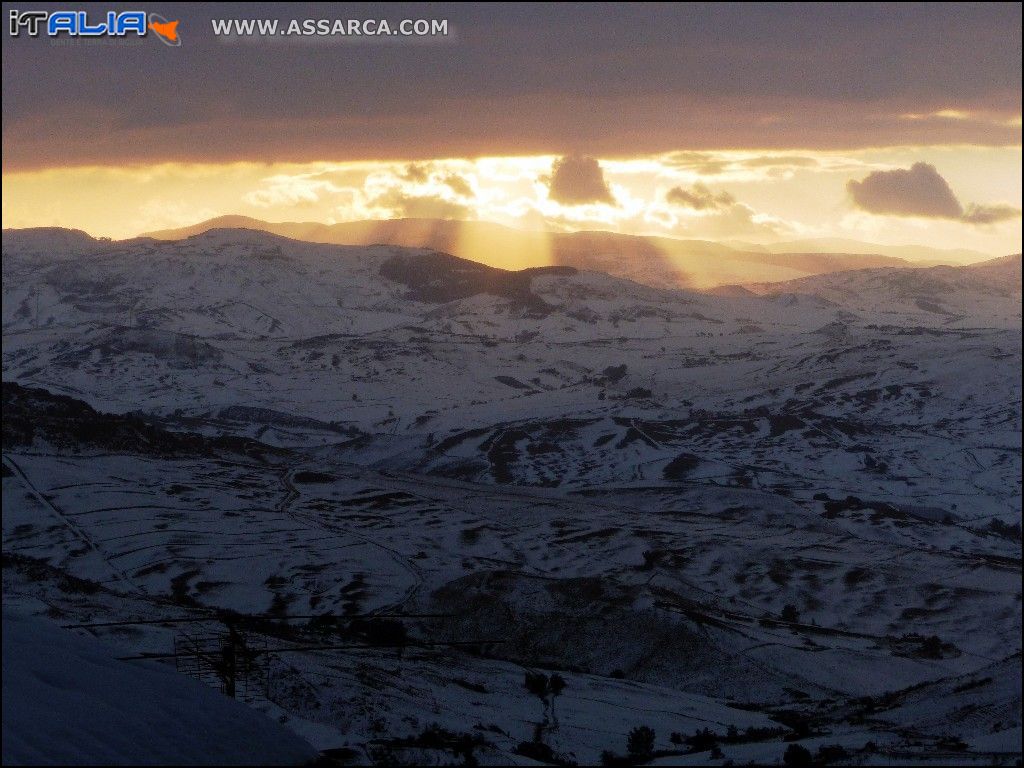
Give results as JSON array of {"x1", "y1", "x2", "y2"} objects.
[
  {"x1": 139, "y1": 216, "x2": 993, "y2": 291},
  {"x1": 725, "y1": 236, "x2": 990, "y2": 265},
  {"x1": 3, "y1": 226, "x2": 1018, "y2": 432},
  {"x1": 744, "y1": 252, "x2": 1022, "y2": 320}
]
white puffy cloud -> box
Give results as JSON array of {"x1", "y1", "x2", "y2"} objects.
[{"x1": 243, "y1": 175, "x2": 344, "y2": 208}]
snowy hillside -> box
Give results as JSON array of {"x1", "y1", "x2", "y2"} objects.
[
  {"x1": 2, "y1": 609, "x2": 315, "y2": 765},
  {"x1": 745, "y1": 254, "x2": 1022, "y2": 324},
  {"x1": 2, "y1": 227, "x2": 1021, "y2": 765},
  {"x1": 139, "y1": 216, "x2": 942, "y2": 290}
]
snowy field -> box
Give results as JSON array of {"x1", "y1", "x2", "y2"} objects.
[{"x1": 2, "y1": 228, "x2": 1021, "y2": 765}]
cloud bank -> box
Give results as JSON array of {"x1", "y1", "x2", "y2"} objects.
[
  {"x1": 961, "y1": 203, "x2": 1022, "y2": 225},
  {"x1": 662, "y1": 183, "x2": 782, "y2": 238},
  {"x1": 666, "y1": 183, "x2": 735, "y2": 211},
  {"x1": 848, "y1": 163, "x2": 1020, "y2": 225}
]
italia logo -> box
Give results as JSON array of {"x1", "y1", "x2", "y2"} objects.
[{"x1": 8, "y1": 10, "x2": 181, "y2": 46}]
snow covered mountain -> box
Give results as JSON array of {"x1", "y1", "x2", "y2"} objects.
[
  {"x1": 140, "y1": 216, "x2": 941, "y2": 290},
  {"x1": 745, "y1": 254, "x2": 1022, "y2": 324},
  {"x1": 2, "y1": 226, "x2": 1021, "y2": 765}
]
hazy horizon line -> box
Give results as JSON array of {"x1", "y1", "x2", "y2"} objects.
[{"x1": 4, "y1": 213, "x2": 1014, "y2": 261}]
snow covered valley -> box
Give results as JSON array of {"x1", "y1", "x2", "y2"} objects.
[{"x1": 3, "y1": 227, "x2": 1021, "y2": 765}]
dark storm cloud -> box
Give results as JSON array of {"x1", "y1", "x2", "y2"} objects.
[
  {"x1": 545, "y1": 156, "x2": 615, "y2": 205},
  {"x1": 2, "y1": 3, "x2": 1020, "y2": 169},
  {"x1": 848, "y1": 163, "x2": 963, "y2": 218},
  {"x1": 848, "y1": 162, "x2": 1021, "y2": 224},
  {"x1": 666, "y1": 183, "x2": 735, "y2": 211}
]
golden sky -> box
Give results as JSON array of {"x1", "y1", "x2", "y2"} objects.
[
  {"x1": 3, "y1": 146, "x2": 1020, "y2": 255},
  {"x1": 2, "y1": 5, "x2": 1021, "y2": 255}
]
